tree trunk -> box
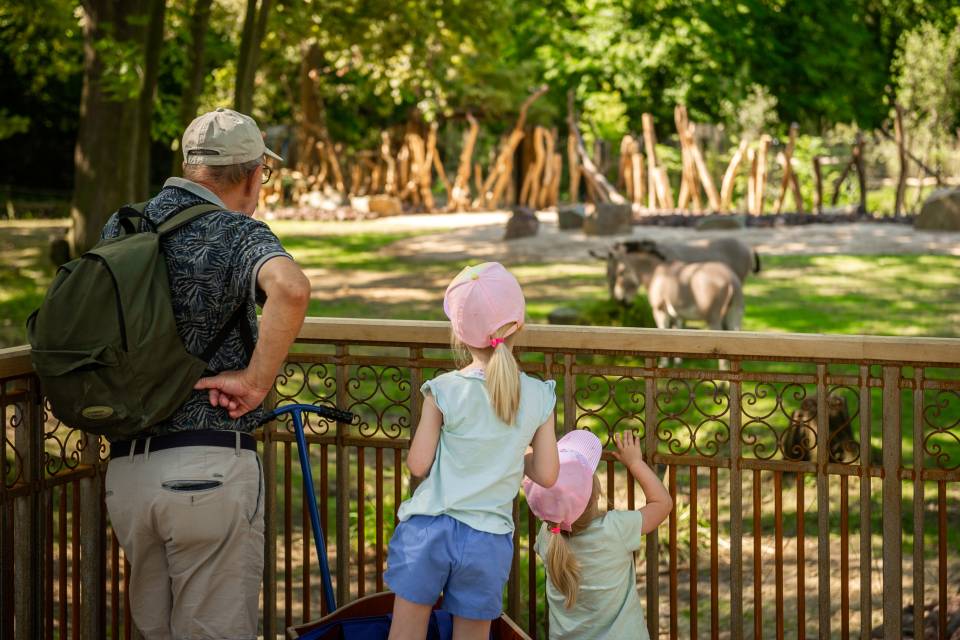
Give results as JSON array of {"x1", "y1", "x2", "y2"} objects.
[
  {"x1": 135, "y1": 0, "x2": 167, "y2": 198},
  {"x1": 234, "y1": 0, "x2": 273, "y2": 114},
  {"x1": 171, "y1": 0, "x2": 214, "y2": 176},
  {"x1": 568, "y1": 93, "x2": 626, "y2": 205},
  {"x1": 70, "y1": 0, "x2": 146, "y2": 256}
]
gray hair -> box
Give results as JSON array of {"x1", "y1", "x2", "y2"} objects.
[{"x1": 183, "y1": 158, "x2": 261, "y2": 187}]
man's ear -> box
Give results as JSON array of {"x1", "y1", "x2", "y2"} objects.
[{"x1": 244, "y1": 165, "x2": 262, "y2": 197}]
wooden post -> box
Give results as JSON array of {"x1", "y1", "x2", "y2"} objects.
[
  {"x1": 538, "y1": 129, "x2": 558, "y2": 209},
  {"x1": 641, "y1": 113, "x2": 658, "y2": 210},
  {"x1": 262, "y1": 387, "x2": 278, "y2": 640},
  {"x1": 812, "y1": 155, "x2": 823, "y2": 214},
  {"x1": 380, "y1": 131, "x2": 396, "y2": 196},
  {"x1": 893, "y1": 103, "x2": 907, "y2": 215},
  {"x1": 746, "y1": 148, "x2": 757, "y2": 215},
  {"x1": 567, "y1": 130, "x2": 580, "y2": 203},
  {"x1": 774, "y1": 123, "x2": 799, "y2": 213},
  {"x1": 80, "y1": 434, "x2": 105, "y2": 639},
  {"x1": 631, "y1": 145, "x2": 644, "y2": 206},
  {"x1": 448, "y1": 114, "x2": 478, "y2": 211},
  {"x1": 567, "y1": 93, "x2": 626, "y2": 204},
  {"x1": 13, "y1": 381, "x2": 43, "y2": 640},
  {"x1": 719, "y1": 139, "x2": 748, "y2": 213}
]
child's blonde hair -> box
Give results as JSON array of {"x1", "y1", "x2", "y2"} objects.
[
  {"x1": 545, "y1": 475, "x2": 602, "y2": 608},
  {"x1": 453, "y1": 321, "x2": 522, "y2": 425}
]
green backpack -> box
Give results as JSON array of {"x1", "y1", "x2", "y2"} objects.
[{"x1": 27, "y1": 202, "x2": 250, "y2": 441}]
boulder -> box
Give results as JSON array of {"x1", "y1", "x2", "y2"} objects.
[
  {"x1": 915, "y1": 188, "x2": 960, "y2": 231},
  {"x1": 504, "y1": 206, "x2": 539, "y2": 240},
  {"x1": 557, "y1": 204, "x2": 586, "y2": 230},
  {"x1": 368, "y1": 195, "x2": 404, "y2": 217},
  {"x1": 696, "y1": 214, "x2": 746, "y2": 231},
  {"x1": 583, "y1": 203, "x2": 632, "y2": 236},
  {"x1": 548, "y1": 307, "x2": 582, "y2": 325}
]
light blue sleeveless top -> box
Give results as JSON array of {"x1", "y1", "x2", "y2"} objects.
[{"x1": 397, "y1": 370, "x2": 557, "y2": 534}]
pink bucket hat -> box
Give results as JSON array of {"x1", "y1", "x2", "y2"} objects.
[
  {"x1": 443, "y1": 262, "x2": 525, "y2": 349},
  {"x1": 523, "y1": 430, "x2": 603, "y2": 532}
]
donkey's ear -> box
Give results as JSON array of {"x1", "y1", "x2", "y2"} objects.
[{"x1": 588, "y1": 249, "x2": 610, "y2": 260}]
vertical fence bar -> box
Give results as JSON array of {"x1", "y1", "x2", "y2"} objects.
[
  {"x1": 937, "y1": 481, "x2": 947, "y2": 638},
  {"x1": 729, "y1": 363, "x2": 743, "y2": 640},
  {"x1": 881, "y1": 366, "x2": 902, "y2": 639},
  {"x1": 335, "y1": 345, "x2": 350, "y2": 606},
  {"x1": 689, "y1": 466, "x2": 698, "y2": 640},
  {"x1": 840, "y1": 475, "x2": 849, "y2": 640},
  {"x1": 507, "y1": 499, "x2": 520, "y2": 620},
  {"x1": 60, "y1": 488, "x2": 68, "y2": 637},
  {"x1": 797, "y1": 472, "x2": 805, "y2": 640},
  {"x1": 80, "y1": 433, "x2": 105, "y2": 640},
  {"x1": 320, "y1": 443, "x2": 329, "y2": 616},
  {"x1": 284, "y1": 441, "x2": 292, "y2": 630},
  {"x1": 753, "y1": 469, "x2": 762, "y2": 639},
  {"x1": 710, "y1": 466, "x2": 719, "y2": 640},
  {"x1": 562, "y1": 354, "x2": 575, "y2": 435},
  {"x1": 816, "y1": 365, "x2": 830, "y2": 639},
  {"x1": 71, "y1": 481, "x2": 79, "y2": 640},
  {"x1": 45, "y1": 486, "x2": 53, "y2": 640},
  {"x1": 858, "y1": 365, "x2": 872, "y2": 640},
  {"x1": 912, "y1": 368, "x2": 924, "y2": 640},
  {"x1": 527, "y1": 502, "x2": 537, "y2": 639},
  {"x1": 111, "y1": 531, "x2": 119, "y2": 640},
  {"x1": 302, "y1": 441, "x2": 311, "y2": 622},
  {"x1": 375, "y1": 448, "x2": 384, "y2": 592},
  {"x1": 643, "y1": 359, "x2": 659, "y2": 640},
  {"x1": 774, "y1": 470, "x2": 784, "y2": 640},
  {"x1": 668, "y1": 464, "x2": 678, "y2": 639},
  {"x1": 357, "y1": 447, "x2": 365, "y2": 599},
  {"x1": 262, "y1": 388, "x2": 278, "y2": 640}
]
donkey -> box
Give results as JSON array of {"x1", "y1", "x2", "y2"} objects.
[
  {"x1": 620, "y1": 237, "x2": 760, "y2": 283},
  {"x1": 592, "y1": 242, "x2": 744, "y2": 368}
]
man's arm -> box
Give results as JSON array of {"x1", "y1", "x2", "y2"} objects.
[{"x1": 195, "y1": 256, "x2": 310, "y2": 418}]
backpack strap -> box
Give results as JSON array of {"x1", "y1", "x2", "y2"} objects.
[
  {"x1": 116, "y1": 201, "x2": 152, "y2": 235},
  {"x1": 157, "y1": 203, "x2": 223, "y2": 236},
  {"x1": 199, "y1": 303, "x2": 256, "y2": 370}
]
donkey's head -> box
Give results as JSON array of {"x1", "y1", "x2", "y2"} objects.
[{"x1": 589, "y1": 240, "x2": 667, "y2": 303}]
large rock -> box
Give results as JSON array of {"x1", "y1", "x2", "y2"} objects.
[
  {"x1": 915, "y1": 188, "x2": 960, "y2": 231},
  {"x1": 369, "y1": 195, "x2": 403, "y2": 217},
  {"x1": 696, "y1": 214, "x2": 746, "y2": 231},
  {"x1": 583, "y1": 203, "x2": 632, "y2": 236},
  {"x1": 548, "y1": 307, "x2": 582, "y2": 325},
  {"x1": 504, "y1": 206, "x2": 539, "y2": 240},
  {"x1": 557, "y1": 204, "x2": 586, "y2": 230}
]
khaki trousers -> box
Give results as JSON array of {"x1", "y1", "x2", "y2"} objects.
[{"x1": 105, "y1": 442, "x2": 264, "y2": 640}]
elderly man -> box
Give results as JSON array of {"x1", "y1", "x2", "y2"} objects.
[{"x1": 101, "y1": 108, "x2": 310, "y2": 639}]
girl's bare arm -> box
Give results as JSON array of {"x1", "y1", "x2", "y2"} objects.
[
  {"x1": 406, "y1": 395, "x2": 443, "y2": 477},
  {"x1": 613, "y1": 431, "x2": 672, "y2": 533}
]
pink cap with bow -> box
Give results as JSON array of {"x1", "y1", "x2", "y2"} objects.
[
  {"x1": 443, "y1": 262, "x2": 525, "y2": 349},
  {"x1": 523, "y1": 430, "x2": 603, "y2": 532}
]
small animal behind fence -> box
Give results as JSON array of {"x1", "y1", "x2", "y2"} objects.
[{"x1": 782, "y1": 393, "x2": 860, "y2": 464}]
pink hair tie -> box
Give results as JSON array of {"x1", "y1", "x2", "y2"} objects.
[
  {"x1": 489, "y1": 337, "x2": 505, "y2": 348},
  {"x1": 549, "y1": 526, "x2": 561, "y2": 534}
]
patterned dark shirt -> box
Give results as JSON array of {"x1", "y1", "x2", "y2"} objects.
[{"x1": 101, "y1": 181, "x2": 291, "y2": 435}]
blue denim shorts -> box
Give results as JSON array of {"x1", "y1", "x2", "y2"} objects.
[{"x1": 384, "y1": 514, "x2": 513, "y2": 620}]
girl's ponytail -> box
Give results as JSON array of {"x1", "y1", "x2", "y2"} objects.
[
  {"x1": 545, "y1": 527, "x2": 581, "y2": 609},
  {"x1": 485, "y1": 324, "x2": 521, "y2": 425}
]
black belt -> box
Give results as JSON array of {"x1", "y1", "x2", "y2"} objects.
[{"x1": 110, "y1": 430, "x2": 256, "y2": 458}]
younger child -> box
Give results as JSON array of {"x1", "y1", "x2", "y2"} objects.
[
  {"x1": 525, "y1": 430, "x2": 672, "y2": 640},
  {"x1": 385, "y1": 262, "x2": 560, "y2": 640}
]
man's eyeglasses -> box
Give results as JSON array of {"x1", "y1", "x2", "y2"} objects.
[{"x1": 261, "y1": 163, "x2": 273, "y2": 184}]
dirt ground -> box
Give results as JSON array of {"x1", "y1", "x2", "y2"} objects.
[{"x1": 377, "y1": 210, "x2": 960, "y2": 265}]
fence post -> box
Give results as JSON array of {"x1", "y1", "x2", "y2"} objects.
[
  {"x1": 728, "y1": 362, "x2": 743, "y2": 639},
  {"x1": 79, "y1": 432, "x2": 105, "y2": 639},
  {"x1": 881, "y1": 366, "x2": 902, "y2": 639},
  {"x1": 816, "y1": 365, "x2": 830, "y2": 638},
  {"x1": 262, "y1": 387, "x2": 278, "y2": 640},
  {"x1": 335, "y1": 344, "x2": 350, "y2": 606},
  {"x1": 13, "y1": 379, "x2": 43, "y2": 640},
  {"x1": 911, "y1": 368, "x2": 924, "y2": 640},
  {"x1": 643, "y1": 359, "x2": 659, "y2": 640},
  {"x1": 858, "y1": 365, "x2": 873, "y2": 640}
]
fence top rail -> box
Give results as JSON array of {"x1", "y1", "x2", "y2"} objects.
[{"x1": 2, "y1": 318, "x2": 959, "y2": 380}]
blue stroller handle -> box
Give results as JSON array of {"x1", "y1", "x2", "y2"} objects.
[{"x1": 264, "y1": 404, "x2": 355, "y2": 613}]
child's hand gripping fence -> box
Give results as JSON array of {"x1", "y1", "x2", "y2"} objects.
[{"x1": 262, "y1": 403, "x2": 355, "y2": 614}]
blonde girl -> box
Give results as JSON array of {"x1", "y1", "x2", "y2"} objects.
[
  {"x1": 385, "y1": 262, "x2": 560, "y2": 640},
  {"x1": 525, "y1": 430, "x2": 672, "y2": 639}
]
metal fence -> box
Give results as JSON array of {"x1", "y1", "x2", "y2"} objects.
[{"x1": 2, "y1": 319, "x2": 959, "y2": 639}]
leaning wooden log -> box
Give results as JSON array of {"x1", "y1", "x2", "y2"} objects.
[
  {"x1": 380, "y1": 131, "x2": 396, "y2": 196},
  {"x1": 641, "y1": 113, "x2": 659, "y2": 210},
  {"x1": 774, "y1": 123, "x2": 800, "y2": 213},
  {"x1": 674, "y1": 107, "x2": 697, "y2": 211},
  {"x1": 448, "y1": 113, "x2": 479, "y2": 211},
  {"x1": 688, "y1": 126, "x2": 720, "y2": 211},
  {"x1": 421, "y1": 125, "x2": 440, "y2": 210},
  {"x1": 812, "y1": 155, "x2": 823, "y2": 213},
  {"x1": 567, "y1": 131, "x2": 581, "y2": 203},
  {"x1": 537, "y1": 128, "x2": 558, "y2": 209},
  {"x1": 567, "y1": 92, "x2": 627, "y2": 205},
  {"x1": 894, "y1": 104, "x2": 907, "y2": 215},
  {"x1": 830, "y1": 158, "x2": 854, "y2": 207},
  {"x1": 520, "y1": 126, "x2": 546, "y2": 207},
  {"x1": 630, "y1": 146, "x2": 644, "y2": 206},
  {"x1": 397, "y1": 142, "x2": 411, "y2": 200},
  {"x1": 747, "y1": 147, "x2": 757, "y2": 214},
  {"x1": 473, "y1": 85, "x2": 548, "y2": 209},
  {"x1": 852, "y1": 130, "x2": 866, "y2": 214},
  {"x1": 754, "y1": 135, "x2": 771, "y2": 215},
  {"x1": 719, "y1": 139, "x2": 748, "y2": 212},
  {"x1": 326, "y1": 142, "x2": 346, "y2": 194},
  {"x1": 547, "y1": 152, "x2": 563, "y2": 207}
]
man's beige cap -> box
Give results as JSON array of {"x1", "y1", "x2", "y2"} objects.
[{"x1": 182, "y1": 107, "x2": 283, "y2": 166}]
